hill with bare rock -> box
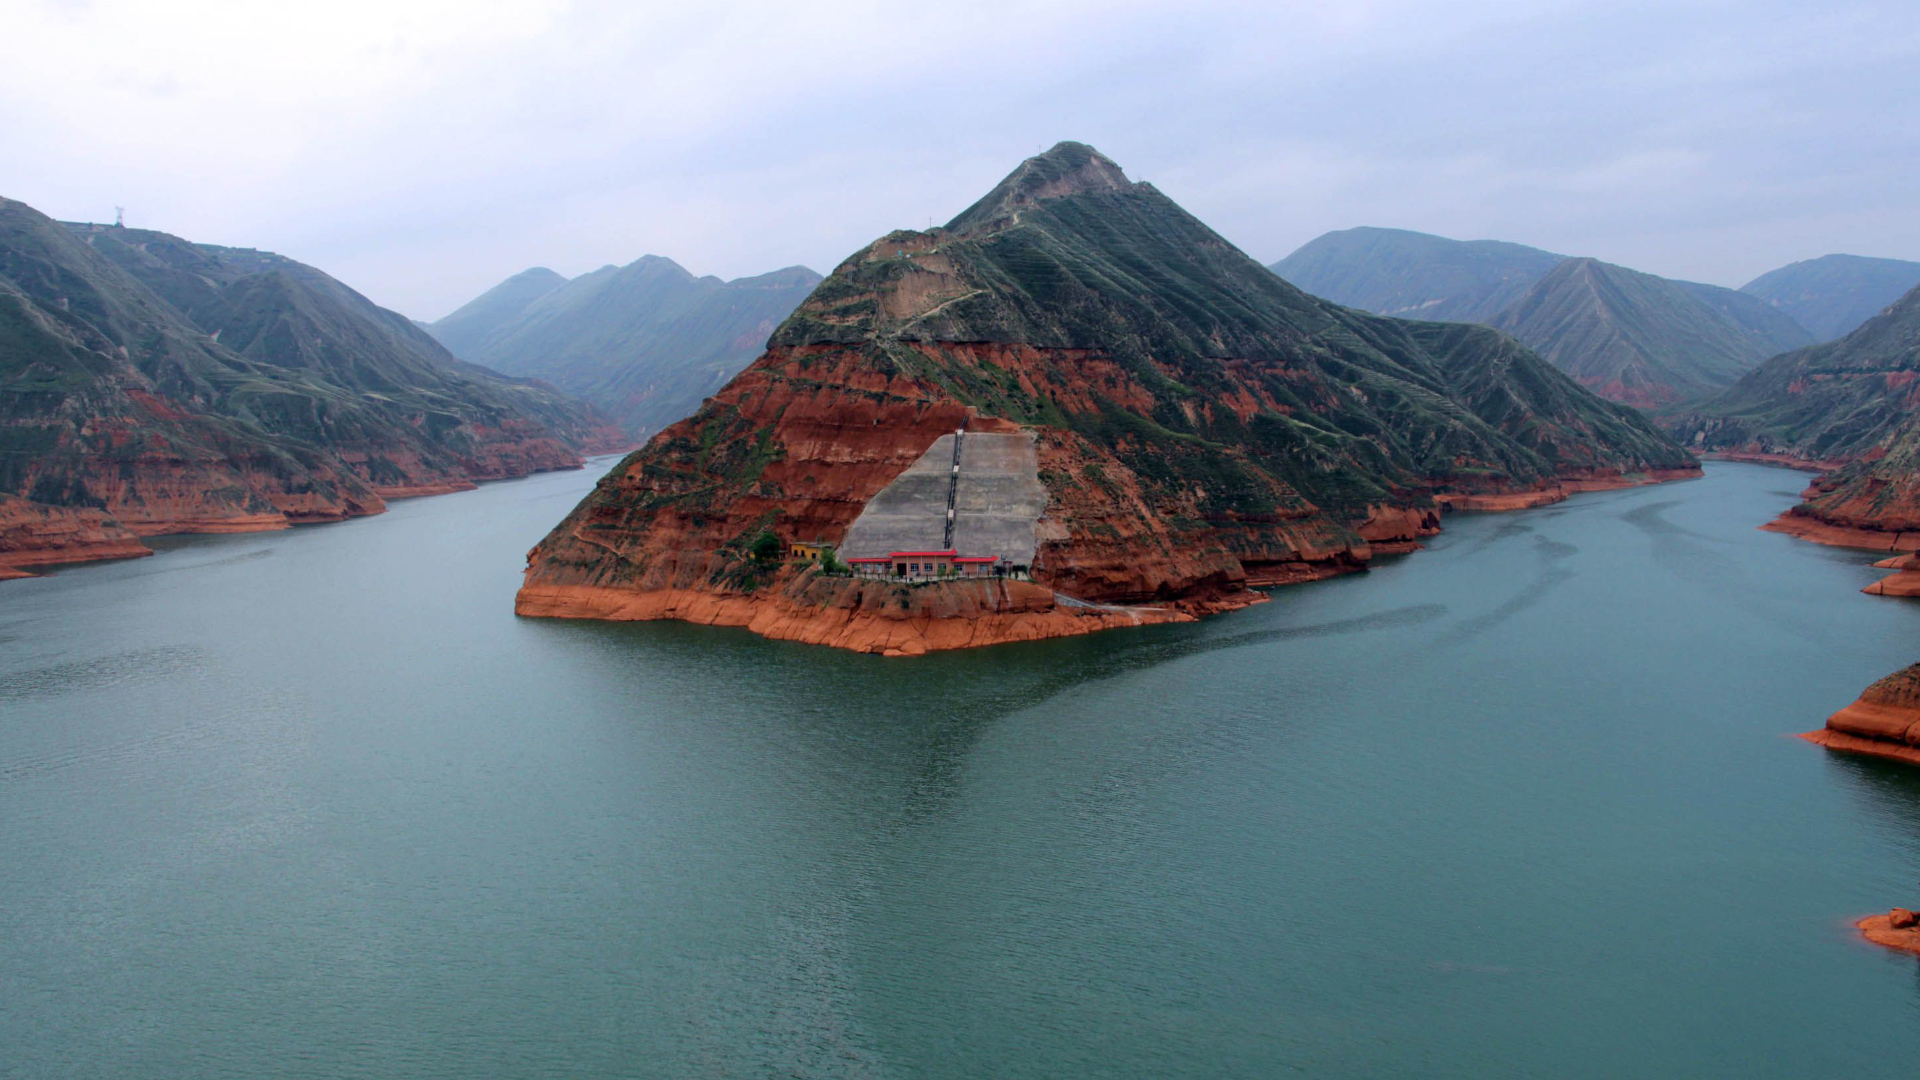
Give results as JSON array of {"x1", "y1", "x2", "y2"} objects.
[{"x1": 428, "y1": 267, "x2": 569, "y2": 360}]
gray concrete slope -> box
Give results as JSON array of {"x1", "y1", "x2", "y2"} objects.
[{"x1": 840, "y1": 431, "x2": 1045, "y2": 565}]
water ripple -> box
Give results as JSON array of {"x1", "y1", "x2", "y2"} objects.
[{"x1": 0, "y1": 644, "x2": 207, "y2": 703}]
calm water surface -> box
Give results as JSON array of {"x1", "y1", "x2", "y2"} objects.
[{"x1": 4, "y1": 461, "x2": 1920, "y2": 1078}]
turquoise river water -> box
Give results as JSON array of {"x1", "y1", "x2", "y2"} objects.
[{"x1": 4, "y1": 460, "x2": 1920, "y2": 1078}]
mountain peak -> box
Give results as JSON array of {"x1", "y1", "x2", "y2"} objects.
[
  {"x1": 1740, "y1": 253, "x2": 1920, "y2": 341},
  {"x1": 945, "y1": 141, "x2": 1132, "y2": 234},
  {"x1": 1493, "y1": 253, "x2": 1809, "y2": 407}
]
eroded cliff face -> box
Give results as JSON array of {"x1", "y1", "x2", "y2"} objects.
[
  {"x1": 1753, "y1": 436, "x2": 1920, "y2": 573},
  {"x1": 1774, "y1": 425, "x2": 1920, "y2": 548},
  {"x1": 518, "y1": 142, "x2": 1696, "y2": 653},
  {"x1": 1802, "y1": 662, "x2": 1920, "y2": 768},
  {"x1": 0, "y1": 493, "x2": 150, "y2": 577},
  {"x1": 518, "y1": 572, "x2": 1215, "y2": 657},
  {"x1": 7, "y1": 363, "x2": 391, "y2": 538}
]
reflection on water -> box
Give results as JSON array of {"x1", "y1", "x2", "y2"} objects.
[{"x1": 4, "y1": 462, "x2": 1920, "y2": 1079}]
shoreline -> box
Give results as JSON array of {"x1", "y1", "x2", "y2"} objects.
[
  {"x1": 1435, "y1": 467, "x2": 1703, "y2": 513},
  {"x1": 517, "y1": 466, "x2": 1702, "y2": 655},
  {"x1": 1798, "y1": 662, "x2": 1920, "y2": 771},
  {"x1": 515, "y1": 578, "x2": 1212, "y2": 656},
  {"x1": 1798, "y1": 727, "x2": 1920, "y2": 769},
  {"x1": 1699, "y1": 450, "x2": 1844, "y2": 472},
  {"x1": 1, "y1": 454, "x2": 618, "y2": 584},
  {"x1": 1760, "y1": 511, "x2": 1920, "y2": 554},
  {"x1": 1721, "y1": 458, "x2": 1920, "y2": 575}
]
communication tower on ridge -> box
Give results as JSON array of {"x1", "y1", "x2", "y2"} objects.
[{"x1": 114, "y1": 206, "x2": 124, "y2": 228}]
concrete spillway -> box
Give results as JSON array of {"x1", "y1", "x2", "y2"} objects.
[{"x1": 839, "y1": 431, "x2": 1047, "y2": 566}]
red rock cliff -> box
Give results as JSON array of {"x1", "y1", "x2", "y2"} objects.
[
  {"x1": 1801, "y1": 662, "x2": 1920, "y2": 768},
  {"x1": 0, "y1": 493, "x2": 152, "y2": 578}
]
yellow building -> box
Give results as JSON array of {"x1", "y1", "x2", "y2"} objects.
[{"x1": 789, "y1": 542, "x2": 831, "y2": 562}]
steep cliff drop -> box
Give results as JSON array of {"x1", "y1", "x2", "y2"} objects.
[{"x1": 516, "y1": 143, "x2": 1697, "y2": 654}]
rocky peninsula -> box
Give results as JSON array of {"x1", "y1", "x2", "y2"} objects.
[{"x1": 517, "y1": 143, "x2": 1697, "y2": 654}]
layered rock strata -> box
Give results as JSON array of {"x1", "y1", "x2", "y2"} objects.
[
  {"x1": 0, "y1": 493, "x2": 151, "y2": 577},
  {"x1": 1801, "y1": 662, "x2": 1920, "y2": 768}
]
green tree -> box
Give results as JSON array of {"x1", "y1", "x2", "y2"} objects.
[{"x1": 749, "y1": 530, "x2": 783, "y2": 562}]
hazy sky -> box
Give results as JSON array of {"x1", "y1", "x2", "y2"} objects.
[{"x1": 5, "y1": 0, "x2": 1916, "y2": 320}]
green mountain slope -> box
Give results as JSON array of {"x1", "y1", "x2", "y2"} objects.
[
  {"x1": 1490, "y1": 258, "x2": 1814, "y2": 407},
  {"x1": 776, "y1": 153, "x2": 1685, "y2": 506},
  {"x1": 1672, "y1": 279, "x2": 1818, "y2": 354},
  {"x1": 430, "y1": 257, "x2": 822, "y2": 437},
  {"x1": 1680, "y1": 282, "x2": 1920, "y2": 533},
  {"x1": 430, "y1": 267, "x2": 567, "y2": 359},
  {"x1": 2, "y1": 199, "x2": 381, "y2": 532},
  {"x1": 1679, "y1": 281, "x2": 1920, "y2": 461},
  {"x1": 1269, "y1": 226, "x2": 1563, "y2": 323},
  {"x1": 522, "y1": 142, "x2": 1694, "y2": 618},
  {"x1": 73, "y1": 224, "x2": 625, "y2": 473},
  {"x1": 1742, "y1": 254, "x2": 1920, "y2": 342},
  {"x1": 0, "y1": 194, "x2": 623, "y2": 562}
]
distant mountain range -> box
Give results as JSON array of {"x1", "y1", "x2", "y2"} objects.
[
  {"x1": 1741, "y1": 254, "x2": 1920, "y2": 342},
  {"x1": 430, "y1": 266, "x2": 568, "y2": 357},
  {"x1": 427, "y1": 257, "x2": 822, "y2": 437},
  {"x1": 1488, "y1": 258, "x2": 1813, "y2": 407},
  {"x1": 1270, "y1": 227, "x2": 1563, "y2": 323},
  {"x1": 0, "y1": 195, "x2": 624, "y2": 577},
  {"x1": 1271, "y1": 227, "x2": 1915, "y2": 408}
]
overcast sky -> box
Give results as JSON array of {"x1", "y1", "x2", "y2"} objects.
[{"x1": 5, "y1": 0, "x2": 1916, "y2": 320}]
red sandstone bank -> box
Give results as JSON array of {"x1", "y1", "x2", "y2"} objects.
[{"x1": 0, "y1": 461, "x2": 614, "y2": 583}]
